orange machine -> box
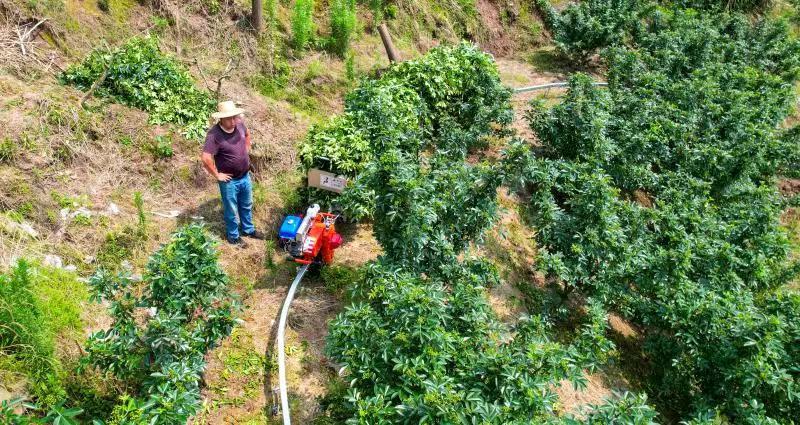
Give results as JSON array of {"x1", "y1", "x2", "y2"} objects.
[{"x1": 279, "y1": 205, "x2": 342, "y2": 265}]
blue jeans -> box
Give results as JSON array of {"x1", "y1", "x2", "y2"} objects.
[{"x1": 218, "y1": 173, "x2": 255, "y2": 241}]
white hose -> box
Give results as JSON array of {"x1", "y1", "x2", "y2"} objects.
[
  {"x1": 513, "y1": 81, "x2": 608, "y2": 94},
  {"x1": 277, "y1": 263, "x2": 310, "y2": 425}
]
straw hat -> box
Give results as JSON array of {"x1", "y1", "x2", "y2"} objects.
[{"x1": 211, "y1": 100, "x2": 245, "y2": 120}]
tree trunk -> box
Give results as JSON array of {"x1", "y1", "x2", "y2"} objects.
[
  {"x1": 378, "y1": 22, "x2": 400, "y2": 63},
  {"x1": 252, "y1": 0, "x2": 263, "y2": 33}
]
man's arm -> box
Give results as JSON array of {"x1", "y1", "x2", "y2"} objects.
[
  {"x1": 245, "y1": 128, "x2": 251, "y2": 152},
  {"x1": 201, "y1": 152, "x2": 231, "y2": 182}
]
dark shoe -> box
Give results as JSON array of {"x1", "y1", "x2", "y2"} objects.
[
  {"x1": 242, "y1": 230, "x2": 265, "y2": 240},
  {"x1": 228, "y1": 237, "x2": 248, "y2": 247}
]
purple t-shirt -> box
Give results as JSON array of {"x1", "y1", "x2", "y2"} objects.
[{"x1": 203, "y1": 120, "x2": 250, "y2": 178}]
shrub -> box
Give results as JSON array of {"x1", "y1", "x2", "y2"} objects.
[
  {"x1": 297, "y1": 43, "x2": 513, "y2": 218},
  {"x1": 83, "y1": 224, "x2": 238, "y2": 422},
  {"x1": 513, "y1": 9, "x2": 800, "y2": 422},
  {"x1": 329, "y1": 0, "x2": 357, "y2": 57},
  {"x1": 291, "y1": 0, "x2": 315, "y2": 51},
  {"x1": 567, "y1": 393, "x2": 660, "y2": 424},
  {"x1": 60, "y1": 37, "x2": 214, "y2": 140},
  {"x1": 676, "y1": 0, "x2": 773, "y2": 12},
  {"x1": 534, "y1": 0, "x2": 644, "y2": 62},
  {"x1": 317, "y1": 41, "x2": 655, "y2": 423},
  {"x1": 328, "y1": 261, "x2": 615, "y2": 423}
]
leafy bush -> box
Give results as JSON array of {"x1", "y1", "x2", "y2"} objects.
[
  {"x1": 60, "y1": 37, "x2": 214, "y2": 140},
  {"x1": 535, "y1": 0, "x2": 644, "y2": 62},
  {"x1": 83, "y1": 224, "x2": 238, "y2": 422},
  {"x1": 315, "y1": 41, "x2": 662, "y2": 423},
  {"x1": 514, "y1": 9, "x2": 800, "y2": 422},
  {"x1": 328, "y1": 261, "x2": 615, "y2": 423},
  {"x1": 291, "y1": 0, "x2": 316, "y2": 51},
  {"x1": 676, "y1": 0, "x2": 773, "y2": 12},
  {"x1": 298, "y1": 43, "x2": 512, "y2": 218},
  {"x1": 566, "y1": 393, "x2": 659, "y2": 424},
  {"x1": 1, "y1": 398, "x2": 83, "y2": 425},
  {"x1": 329, "y1": 0, "x2": 357, "y2": 57}
]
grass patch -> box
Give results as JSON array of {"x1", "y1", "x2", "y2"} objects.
[{"x1": 0, "y1": 260, "x2": 87, "y2": 409}]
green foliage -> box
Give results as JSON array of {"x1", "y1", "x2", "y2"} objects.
[
  {"x1": 329, "y1": 0, "x2": 357, "y2": 57},
  {"x1": 368, "y1": 0, "x2": 384, "y2": 24},
  {"x1": 83, "y1": 224, "x2": 238, "y2": 422},
  {"x1": 317, "y1": 40, "x2": 650, "y2": 424},
  {"x1": 0, "y1": 261, "x2": 52, "y2": 370},
  {"x1": 147, "y1": 134, "x2": 174, "y2": 159},
  {"x1": 133, "y1": 191, "x2": 146, "y2": 234},
  {"x1": 328, "y1": 261, "x2": 615, "y2": 423},
  {"x1": 60, "y1": 37, "x2": 214, "y2": 140},
  {"x1": 320, "y1": 264, "x2": 362, "y2": 294},
  {"x1": 95, "y1": 225, "x2": 144, "y2": 270},
  {"x1": 345, "y1": 51, "x2": 356, "y2": 81},
  {"x1": 534, "y1": 0, "x2": 644, "y2": 62},
  {"x1": 514, "y1": 9, "x2": 800, "y2": 422},
  {"x1": 291, "y1": 0, "x2": 316, "y2": 51},
  {"x1": 676, "y1": 0, "x2": 773, "y2": 12},
  {"x1": 298, "y1": 43, "x2": 513, "y2": 219},
  {"x1": 0, "y1": 137, "x2": 16, "y2": 163},
  {"x1": 567, "y1": 393, "x2": 659, "y2": 424},
  {"x1": 1, "y1": 398, "x2": 83, "y2": 425},
  {"x1": 299, "y1": 114, "x2": 371, "y2": 175},
  {"x1": 0, "y1": 261, "x2": 87, "y2": 410}
]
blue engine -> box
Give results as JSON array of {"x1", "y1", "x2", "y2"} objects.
[{"x1": 279, "y1": 215, "x2": 302, "y2": 240}]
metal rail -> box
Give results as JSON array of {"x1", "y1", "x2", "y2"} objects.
[
  {"x1": 512, "y1": 81, "x2": 608, "y2": 94},
  {"x1": 277, "y1": 263, "x2": 310, "y2": 425}
]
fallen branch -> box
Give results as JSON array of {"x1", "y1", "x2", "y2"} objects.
[
  {"x1": 15, "y1": 26, "x2": 25, "y2": 55},
  {"x1": 15, "y1": 18, "x2": 47, "y2": 56},
  {"x1": 80, "y1": 60, "x2": 110, "y2": 106},
  {"x1": 20, "y1": 18, "x2": 47, "y2": 42}
]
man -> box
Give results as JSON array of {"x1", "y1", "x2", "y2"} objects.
[{"x1": 201, "y1": 101, "x2": 264, "y2": 245}]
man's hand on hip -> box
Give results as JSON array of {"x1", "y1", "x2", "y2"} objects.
[{"x1": 216, "y1": 172, "x2": 233, "y2": 182}]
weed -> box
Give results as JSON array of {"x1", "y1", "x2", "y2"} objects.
[
  {"x1": 329, "y1": 0, "x2": 357, "y2": 57},
  {"x1": 133, "y1": 191, "x2": 147, "y2": 236},
  {"x1": 72, "y1": 214, "x2": 92, "y2": 226},
  {"x1": 0, "y1": 138, "x2": 16, "y2": 163},
  {"x1": 345, "y1": 51, "x2": 356, "y2": 81},
  {"x1": 0, "y1": 261, "x2": 86, "y2": 409},
  {"x1": 303, "y1": 59, "x2": 325, "y2": 82},
  {"x1": 151, "y1": 16, "x2": 170, "y2": 33},
  {"x1": 320, "y1": 264, "x2": 362, "y2": 295},
  {"x1": 95, "y1": 220, "x2": 146, "y2": 271},
  {"x1": 275, "y1": 170, "x2": 303, "y2": 211},
  {"x1": 147, "y1": 134, "x2": 174, "y2": 159},
  {"x1": 264, "y1": 239, "x2": 276, "y2": 270},
  {"x1": 253, "y1": 180, "x2": 268, "y2": 207},
  {"x1": 291, "y1": 0, "x2": 315, "y2": 51},
  {"x1": 118, "y1": 135, "x2": 133, "y2": 147},
  {"x1": 51, "y1": 192, "x2": 91, "y2": 210},
  {"x1": 203, "y1": 0, "x2": 221, "y2": 14}
]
